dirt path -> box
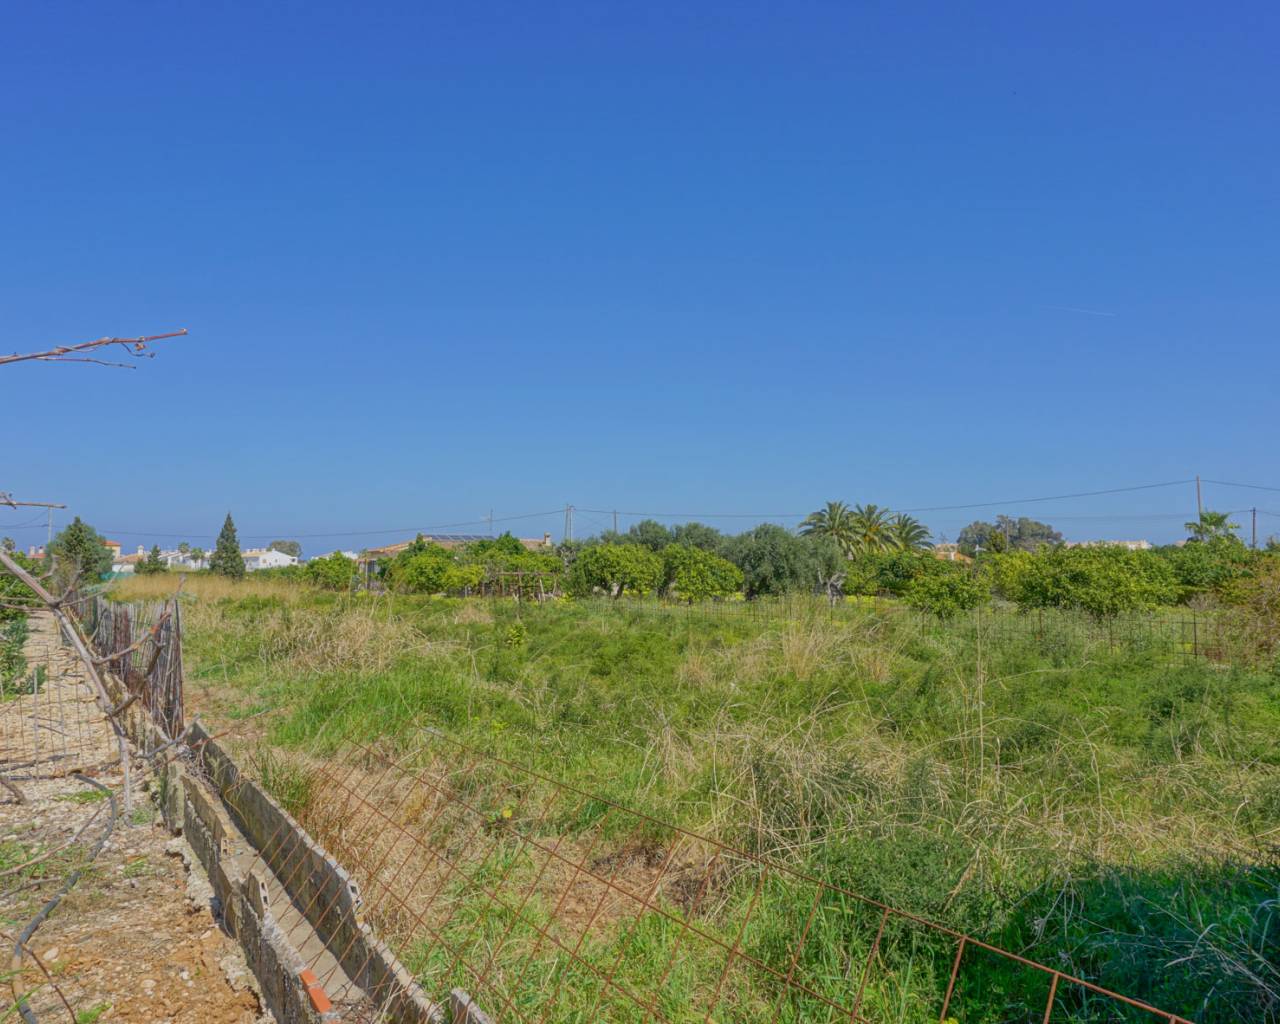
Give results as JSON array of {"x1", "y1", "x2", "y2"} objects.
[{"x1": 0, "y1": 612, "x2": 268, "y2": 1024}]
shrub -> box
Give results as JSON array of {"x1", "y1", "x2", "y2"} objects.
[
  {"x1": 1157, "y1": 537, "x2": 1255, "y2": 598},
  {"x1": 723, "y1": 525, "x2": 840, "y2": 597},
  {"x1": 904, "y1": 565, "x2": 989, "y2": 618},
  {"x1": 443, "y1": 563, "x2": 485, "y2": 594},
  {"x1": 1003, "y1": 546, "x2": 1180, "y2": 618},
  {"x1": 48, "y1": 516, "x2": 113, "y2": 584},
  {"x1": 662, "y1": 544, "x2": 743, "y2": 601},
  {"x1": 843, "y1": 550, "x2": 941, "y2": 597},
  {"x1": 136, "y1": 545, "x2": 168, "y2": 575},
  {"x1": 569, "y1": 544, "x2": 663, "y2": 598},
  {"x1": 386, "y1": 544, "x2": 454, "y2": 593},
  {"x1": 304, "y1": 552, "x2": 357, "y2": 591}
]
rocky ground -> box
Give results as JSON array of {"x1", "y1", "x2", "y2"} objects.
[{"x1": 1, "y1": 612, "x2": 268, "y2": 1024}]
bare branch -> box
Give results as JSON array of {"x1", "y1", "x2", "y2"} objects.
[{"x1": 0, "y1": 329, "x2": 188, "y2": 368}]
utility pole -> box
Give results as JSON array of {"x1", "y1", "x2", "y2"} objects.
[
  {"x1": 613, "y1": 510, "x2": 618, "y2": 534},
  {"x1": 564, "y1": 504, "x2": 574, "y2": 544},
  {"x1": 1195, "y1": 475, "x2": 1203, "y2": 520},
  {"x1": 1252, "y1": 508, "x2": 1257, "y2": 549},
  {"x1": 487, "y1": 509, "x2": 493, "y2": 538},
  {"x1": 0, "y1": 494, "x2": 66, "y2": 552}
]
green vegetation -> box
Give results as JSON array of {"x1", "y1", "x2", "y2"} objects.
[
  {"x1": 209, "y1": 512, "x2": 245, "y2": 578},
  {"x1": 48, "y1": 515, "x2": 113, "y2": 584},
  {"x1": 158, "y1": 575, "x2": 1280, "y2": 1023},
  {"x1": 136, "y1": 544, "x2": 168, "y2": 575},
  {"x1": 75, "y1": 1002, "x2": 112, "y2": 1024},
  {"x1": 303, "y1": 551, "x2": 357, "y2": 590},
  {"x1": 0, "y1": 616, "x2": 27, "y2": 696}
]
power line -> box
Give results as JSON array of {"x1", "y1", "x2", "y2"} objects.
[
  {"x1": 581, "y1": 479, "x2": 1195, "y2": 521},
  {"x1": 1202, "y1": 479, "x2": 1280, "y2": 494},
  {"x1": 896, "y1": 479, "x2": 1194, "y2": 514},
  {"x1": 61, "y1": 508, "x2": 566, "y2": 542}
]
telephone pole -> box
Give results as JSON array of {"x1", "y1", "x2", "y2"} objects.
[
  {"x1": 487, "y1": 509, "x2": 493, "y2": 538},
  {"x1": 0, "y1": 494, "x2": 66, "y2": 551},
  {"x1": 564, "y1": 504, "x2": 574, "y2": 543},
  {"x1": 1252, "y1": 508, "x2": 1257, "y2": 549},
  {"x1": 1195, "y1": 475, "x2": 1203, "y2": 520},
  {"x1": 613, "y1": 510, "x2": 618, "y2": 534}
]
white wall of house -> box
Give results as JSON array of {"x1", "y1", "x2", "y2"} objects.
[{"x1": 243, "y1": 548, "x2": 299, "y2": 571}]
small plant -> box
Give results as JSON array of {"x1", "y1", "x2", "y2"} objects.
[
  {"x1": 503, "y1": 622, "x2": 527, "y2": 647},
  {"x1": 75, "y1": 1002, "x2": 112, "y2": 1024},
  {"x1": 56, "y1": 787, "x2": 109, "y2": 805}
]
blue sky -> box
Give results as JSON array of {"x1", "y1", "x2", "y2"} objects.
[{"x1": 3, "y1": 2, "x2": 1278, "y2": 553}]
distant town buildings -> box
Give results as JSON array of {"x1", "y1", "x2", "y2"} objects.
[{"x1": 1063, "y1": 539, "x2": 1152, "y2": 551}]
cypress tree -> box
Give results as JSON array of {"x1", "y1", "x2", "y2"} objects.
[{"x1": 209, "y1": 513, "x2": 245, "y2": 578}]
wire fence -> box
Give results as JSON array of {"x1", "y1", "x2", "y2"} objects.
[
  {"x1": 0, "y1": 588, "x2": 1209, "y2": 1023},
  {"x1": 72, "y1": 592, "x2": 185, "y2": 740},
  {"x1": 233, "y1": 730, "x2": 1197, "y2": 1024}
]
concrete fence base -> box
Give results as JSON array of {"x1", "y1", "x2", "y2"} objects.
[{"x1": 135, "y1": 718, "x2": 464, "y2": 1024}]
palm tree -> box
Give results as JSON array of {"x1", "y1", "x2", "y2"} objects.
[
  {"x1": 890, "y1": 513, "x2": 933, "y2": 551},
  {"x1": 800, "y1": 501, "x2": 858, "y2": 557},
  {"x1": 848, "y1": 504, "x2": 896, "y2": 555},
  {"x1": 1184, "y1": 509, "x2": 1240, "y2": 543}
]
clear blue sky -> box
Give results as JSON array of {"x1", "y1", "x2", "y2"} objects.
[{"x1": 3, "y1": 2, "x2": 1278, "y2": 553}]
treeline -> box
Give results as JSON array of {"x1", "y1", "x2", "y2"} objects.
[
  {"x1": 40, "y1": 503, "x2": 1280, "y2": 622},
  {"x1": 334, "y1": 505, "x2": 1280, "y2": 622}
]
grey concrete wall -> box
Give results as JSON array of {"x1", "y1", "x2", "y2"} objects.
[
  {"x1": 104, "y1": 667, "x2": 457, "y2": 1024},
  {"x1": 178, "y1": 723, "x2": 442, "y2": 1024}
]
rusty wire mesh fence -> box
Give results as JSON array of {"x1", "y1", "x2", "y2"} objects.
[
  {"x1": 231, "y1": 731, "x2": 1195, "y2": 1024},
  {"x1": 72, "y1": 593, "x2": 185, "y2": 741}
]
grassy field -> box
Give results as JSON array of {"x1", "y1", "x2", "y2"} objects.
[{"x1": 114, "y1": 575, "x2": 1280, "y2": 1022}]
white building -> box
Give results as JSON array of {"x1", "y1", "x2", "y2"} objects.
[
  {"x1": 1064, "y1": 539, "x2": 1152, "y2": 551},
  {"x1": 310, "y1": 550, "x2": 359, "y2": 562},
  {"x1": 110, "y1": 545, "x2": 210, "y2": 573},
  {"x1": 242, "y1": 548, "x2": 299, "y2": 571}
]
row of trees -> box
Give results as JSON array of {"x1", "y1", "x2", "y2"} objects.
[{"x1": 36, "y1": 502, "x2": 1280, "y2": 621}]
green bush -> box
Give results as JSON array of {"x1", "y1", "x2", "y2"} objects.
[
  {"x1": 303, "y1": 552, "x2": 357, "y2": 590},
  {"x1": 1000, "y1": 546, "x2": 1180, "y2": 618},
  {"x1": 386, "y1": 544, "x2": 455, "y2": 593},
  {"x1": 843, "y1": 550, "x2": 941, "y2": 597},
  {"x1": 723, "y1": 525, "x2": 840, "y2": 597},
  {"x1": 1157, "y1": 537, "x2": 1256, "y2": 598},
  {"x1": 443, "y1": 563, "x2": 485, "y2": 594},
  {"x1": 568, "y1": 544, "x2": 663, "y2": 598},
  {"x1": 903, "y1": 564, "x2": 989, "y2": 618},
  {"x1": 661, "y1": 544, "x2": 743, "y2": 601}
]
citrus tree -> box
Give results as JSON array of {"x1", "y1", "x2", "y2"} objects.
[{"x1": 662, "y1": 544, "x2": 742, "y2": 602}]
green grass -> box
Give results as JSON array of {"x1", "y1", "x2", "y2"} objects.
[
  {"x1": 55, "y1": 788, "x2": 109, "y2": 805},
  {"x1": 171, "y1": 584, "x2": 1280, "y2": 1022},
  {"x1": 74, "y1": 1002, "x2": 111, "y2": 1024}
]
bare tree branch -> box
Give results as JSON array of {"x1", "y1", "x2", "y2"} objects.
[{"x1": 0, "y1": 329, "x2": 188, "y2": 368}]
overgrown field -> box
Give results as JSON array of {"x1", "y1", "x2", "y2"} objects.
[{"x1": 116, "y1": 575, "x2": 1280, "y2": 1022}]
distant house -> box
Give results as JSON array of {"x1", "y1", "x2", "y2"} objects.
[
  {"x1": 163, "y1": 550, "x2": 209, "y2": 570},
  {"x1": 103, "y1": 539, "x2": 122, "y2": 560},
  {"x1": 310, "y1": 550, "x2": 360, "y2": 562},
  {"x1": 111, "y1": 545, "x2": 146, "y2": 574},
  {"x1": 242, "y1": 548, "x2": 299, "y2": 571},
  {"x1": 1064, "y1": 540, "x2": 1152, "y2": 551},
  {"x1": 932, "y1": 544, "x2": 973, "y2": 563}
]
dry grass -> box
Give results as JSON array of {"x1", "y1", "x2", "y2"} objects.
[{"x1": 112, "y1": 573, "x2": 305, "y2": 603}]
